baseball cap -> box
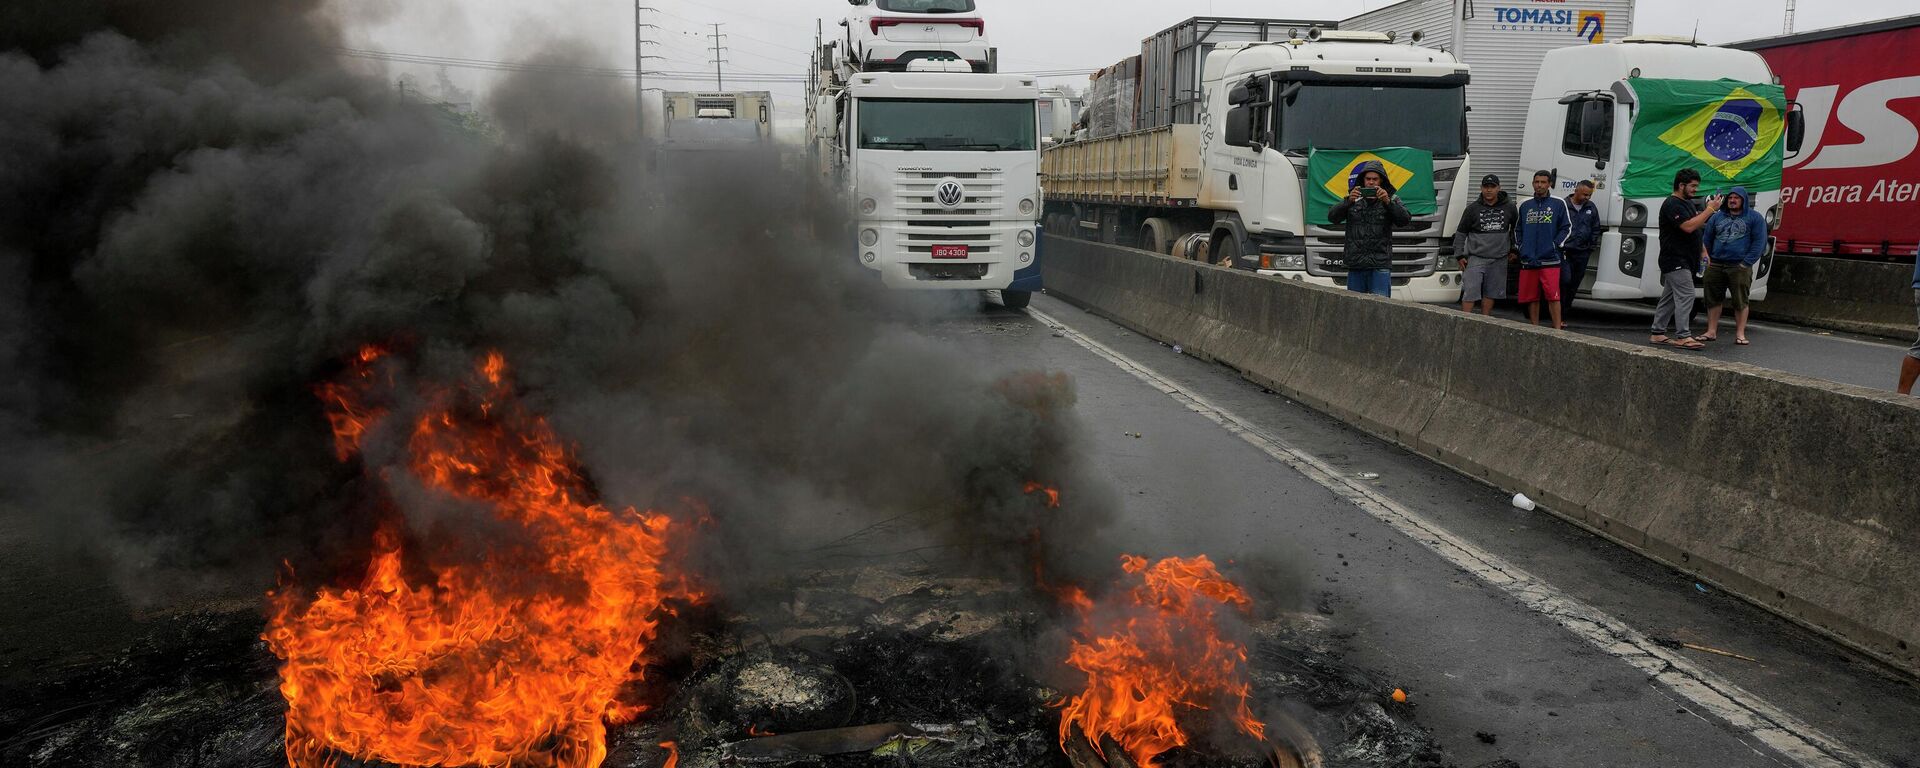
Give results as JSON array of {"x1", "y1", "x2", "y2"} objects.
[{"x1": 1480, "y1": 174, "x2": 1501, "y2": 187}]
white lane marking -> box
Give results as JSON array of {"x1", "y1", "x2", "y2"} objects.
[{"x1": 1030, "y1": 307, "x2": 1886, "y2": 768}]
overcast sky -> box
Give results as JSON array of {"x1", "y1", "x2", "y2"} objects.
[{"x1": 336, "y1": 0, "x2": 1920, "y2": 120}]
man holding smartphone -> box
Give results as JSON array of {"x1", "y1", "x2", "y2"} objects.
[
  {"x1": 1651, "y1": 169, "x2": 1720, "y2": 350},
  {"x1": 1328, "y1": 161, "x2": 1412, "y2": 297}
]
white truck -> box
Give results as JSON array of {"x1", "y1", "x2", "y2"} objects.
[
  {"x1": 1518, "y1": 39, "x2": 1804, "y2": 302},
  {"x1": 658, "y1": 91, "x2": 773, "y2": 151},
  {"x1": 1043, "y1": 29, "x2": 1475, "y2": 303},
  {"x1": 808, "y1": 35, "x2": 1044, "y2": 305}
]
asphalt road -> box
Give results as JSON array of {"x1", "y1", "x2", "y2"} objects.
[
  {"x1": 1488, "y1": 298, "x2": 1913, "y2": 393},
  {"x1": 953, "y1": 293, "x2": 1920, "y2": 768}
]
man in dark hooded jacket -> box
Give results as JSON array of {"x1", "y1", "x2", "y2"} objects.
[
  {"x1": 1699, "y1": 186, "x2": 1768, "y2": 345},
  {"x1": 1328, "y1": 160, "x2": 1413, "y2": 297},
  {"x1": 1452, "y1": 174, "x2": 1517, "y2": 315}
]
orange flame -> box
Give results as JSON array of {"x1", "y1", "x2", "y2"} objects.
[
  {"x1": 659, "y1": 741, "x2": 679, "y2": 768},
  {"x1": 1023, "y1": 481, "x2": 1061, "y2": 509},
  {"x1": 746, "y1": 724, "x2": 775, "y2": 737},
  {"x1": 266, "y1": 347, "x2": 695, "y2": 768},
  {"x1": 1056, "y1": 555, "x2": 1269, "y2": 767}
]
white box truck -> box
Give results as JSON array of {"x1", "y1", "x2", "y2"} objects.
[{"x1": 808, "y1": 31, "x2": 1044, "y2": 305}]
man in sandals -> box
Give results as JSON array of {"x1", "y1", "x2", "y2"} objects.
[
  {"x1": 1699, "y1": 186, "x2": 1767, "y2": 346},
  {"x1": 1652, "y1": 169, "x2": 1720, "y2": 350}
]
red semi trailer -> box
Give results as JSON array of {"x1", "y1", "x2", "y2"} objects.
[{"x1": 1737, "y1": 15, "x2": 1920, "y2": 259}]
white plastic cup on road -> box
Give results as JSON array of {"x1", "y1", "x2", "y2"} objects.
[{"x1": 1512, "y1": 493, "x2": 1537, "y2": 511}]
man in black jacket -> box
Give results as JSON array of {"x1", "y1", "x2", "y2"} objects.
[
  {"x1": 1329, "y1": 160, "x2": 1413, "y2": 297},
  {"x1": 1452, "y1": 174, "x2": 1517, "y2": 315}
]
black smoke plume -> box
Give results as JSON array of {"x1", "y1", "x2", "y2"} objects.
[{"x1": 0, "y1": 0, "x2": 1119, "y2": 640}]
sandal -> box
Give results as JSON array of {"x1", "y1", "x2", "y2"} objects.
[
  {"x1": 1664, "y1": 337, "x2": 1706, "y2": 350},
  {"x1": 1735, "y1": 337, "x2": 1750, "y2": 346},
  {"x1": 1697, "y1": 334, "x2": 1718, "y2": 343}
]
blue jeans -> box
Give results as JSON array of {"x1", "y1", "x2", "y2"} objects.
[
  {"x1": 1560, "y1": 250, "x2": 1591, "y2": 313},
  {"x1": 1346, "y1": 269, "x2": 1392, "y2": 297}
]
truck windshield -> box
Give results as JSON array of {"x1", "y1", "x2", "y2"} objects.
[
  {"x1": 858, "y1": 99, "x2": 1036, "y2": 151},
  {"x1": 876, "y1": 0, "x2": 976, "y2": 12},
  {"x1": 1278, "y1": 84, "x2": 1467, "y2": 156}
]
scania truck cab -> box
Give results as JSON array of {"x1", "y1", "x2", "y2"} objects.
[
  {"x1": 832, "y1": 70, "x2": 1044, "y2": 304},
  {"x1": 1205, "y1": 32, "x2": 1474, "y2": 302},
  {"x1": 1519, "y1": 38, "x2": 1804, "y2": 302}
]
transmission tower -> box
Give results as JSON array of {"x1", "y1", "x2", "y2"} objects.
[
  {"x1": 1783, "y1": 0, "x2": 1796, "y2": 34},
  {"x1": 634, "y1": 4, "x2": 664, "y2": 144},
  {"x1": 708, "y1": 23, "x2": 729, "y2": 90}
]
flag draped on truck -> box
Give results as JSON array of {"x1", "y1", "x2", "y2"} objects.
[
  {"x1": 1305, "y1": 148, "x2": 1437, "y2": 225},
  {"x1": 1619, "y1": 78, "x2": 1788, "y2": 198}
]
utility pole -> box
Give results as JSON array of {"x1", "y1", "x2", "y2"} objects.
[
  {"x1": 1782, "y1": 0, "x2": 1796, "y2": 35},
  {"x1": 708, "y1": 23, "x2": 729, "y2": 90},
  {"x1": 634, "y1": 4, "x2": 662, "y2": 143}
]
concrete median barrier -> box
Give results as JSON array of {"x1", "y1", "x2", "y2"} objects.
[
  {"x1": 1759, "y1": 254, "x2": 1918, "y2": 339},
  {"x1": 1043, "y1": 235, "x2": 1920, "y2": 676}
]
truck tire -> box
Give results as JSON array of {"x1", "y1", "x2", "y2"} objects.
[
  {"x1": 1212, "y1": 233, "x2": 1242, "y2": 268},
  {"x1": 1140, "y1": 218, "x2": 1174, "y2": 255},
  {"x1": 1000, "y1": 290, "x2": 1032, "y2": 309}
]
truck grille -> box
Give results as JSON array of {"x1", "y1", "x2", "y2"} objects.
[
  {"x1": 896, "y1": 171, "x2": 1007, "y2": 258},
  {"x1": 1299, "y1": 167, "x2": 1458, "y2": 279},
  {"x1": 894, "y1": 171, "x2": 1006, "y2": 219}
]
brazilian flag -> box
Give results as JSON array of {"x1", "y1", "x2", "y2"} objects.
[
  {"x1": 1306, "y1": 148, "x2": 1437, "y2": 226},
  {"x1": 1619, "y1": 78, "x2": 1787, "y2": 199}
]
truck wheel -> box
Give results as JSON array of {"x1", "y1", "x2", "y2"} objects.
[
  {"x1": 1212, "y1": 233, "x2": 1241, "y2": 267},
  {"x1": 1140, "y1": 218, "x2": 1173, "y2": 255},
  {"x1": 1000, "y1": 290, "x2": 1032, "y2": 309}
]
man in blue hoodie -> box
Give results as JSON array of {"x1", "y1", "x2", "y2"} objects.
[
  {"x1": 1560, "y1": 180, "x2": 1602, "y2": 318},
  {"x1": 1901, "y1": 257, "x2": 1919, "y2": 395},
  {"x1": 1516, "y1": 170, "x2": 1571, "y2": 329},
  {"x1": 1700, "y1": 186, "x2": 1768, "y2": 345}
]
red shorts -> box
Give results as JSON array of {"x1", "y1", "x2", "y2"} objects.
[{"x1": 1518, "y1": 267, "x2": 1561, "y2": 304}]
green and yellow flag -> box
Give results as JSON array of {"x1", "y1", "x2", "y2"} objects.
[
  {"x1": 1619, "y1": 78, "x2": 1787, "y2": 199},
  {"x1": 1306, "y1": 148, "x2": 1437, "y2": 226}
]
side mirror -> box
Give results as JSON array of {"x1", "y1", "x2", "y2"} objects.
[
  {"x1": 1786, "y1": 103, "x2": 1807, "y2": 156},
  {"x1": 1227, "y1": 84, "x2": 1251, "y2": 106},
  {"x1": 1224, "y1": 106, "x2": 1254, "y2": 148}
]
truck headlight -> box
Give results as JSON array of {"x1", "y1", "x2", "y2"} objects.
[
  {"x1": 1261, "y1": 253, "x2": 1306, "y2": 271},
  {"x1": 862, "y1": 252, "x2": 877, "y2": 264},
  {"x1": 860, "y1": 228, "x2": 880, "y2": 247},
  {"x1": 1433, "y1": 166, "x2": 1458, "y2": 183},
  {"x1": 1019, "y1": 252, "x2": 1033, "y2": 264},
  {"x1": 1766, "y1": 205, "x2": 1780, "y2": 229},
  {"x1": 1018, "y1": 198, "x2": 1036, "y2": 215},
  {"x1": 1017, "y1": 229, "x2": 1035, "y2": 247},
  {"x1": 1623, "y1": 202, "x2": 1647, "y2": 227},
  {"x1": 860, "y1": 198, "x2": 878, "y2": 215},
  {"x1": 1621, "y1": 237, "x2": 1639, "y2": 256}
]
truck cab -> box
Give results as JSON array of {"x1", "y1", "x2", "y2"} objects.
[
  {"x1": 832, "y1": 71, "x2": 1043, "y2": 299},
  {"x1": 1202, "y1": 32, "x2": 1476, "y2": 303},
  {"x1": 1519, "y1": 38, "x2": 1805, "y2": 302}
]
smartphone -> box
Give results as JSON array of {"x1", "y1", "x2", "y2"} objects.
[{"x1": 1358, "y1": 186, "x2": 1380, "y2": 197}]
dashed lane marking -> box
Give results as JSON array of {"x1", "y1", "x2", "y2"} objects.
[{"x1": 1030, "y1": 306, "x2": 1886, "y2": 768}]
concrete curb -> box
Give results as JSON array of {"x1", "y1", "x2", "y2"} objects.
[{"x1": 1042, "y1": 235, "x2": 1920, "y2": 677}]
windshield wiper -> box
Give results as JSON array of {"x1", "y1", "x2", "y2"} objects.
[
  {"x1": 866, "y1": 140, "x2": 927, "y2": 149},
  {"x1": 939, "y1": 143, "x2": 1010, "y2": 150}
]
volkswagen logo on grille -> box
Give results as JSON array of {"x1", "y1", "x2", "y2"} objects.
[{"x1": 935, "y1": 179, "x2": 966, "y2": 209}]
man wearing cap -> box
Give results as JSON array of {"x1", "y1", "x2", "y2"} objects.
[{"x1": 1451, "y1": 174, "x2": 1518, "y2": 315}]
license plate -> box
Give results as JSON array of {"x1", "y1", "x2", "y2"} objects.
[{"x1": 931, "y1": 244, "x2": 970, "y2": 260}]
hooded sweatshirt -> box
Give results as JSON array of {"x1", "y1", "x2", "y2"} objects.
[
  {"x1": 1704, "y1": 187, "x2": 1769, "y2": 268},
  {"x1": 1516, "y1": 191, "x2": 1571, "y2": 268},
  {"x1": 1327, "y1": 160, "x2": 1414, "y2": 272},
  {"x1": 1451, "y1": 190, "x2": 1517, "y2": 262}
]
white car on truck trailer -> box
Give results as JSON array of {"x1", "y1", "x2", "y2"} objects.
[
  {"x1": 1520, "y1": 38, "x2": 1804, "y2": 302},
  {"x1": 1044, "y1": 30, "x2": 1476, "y2": 303}
]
